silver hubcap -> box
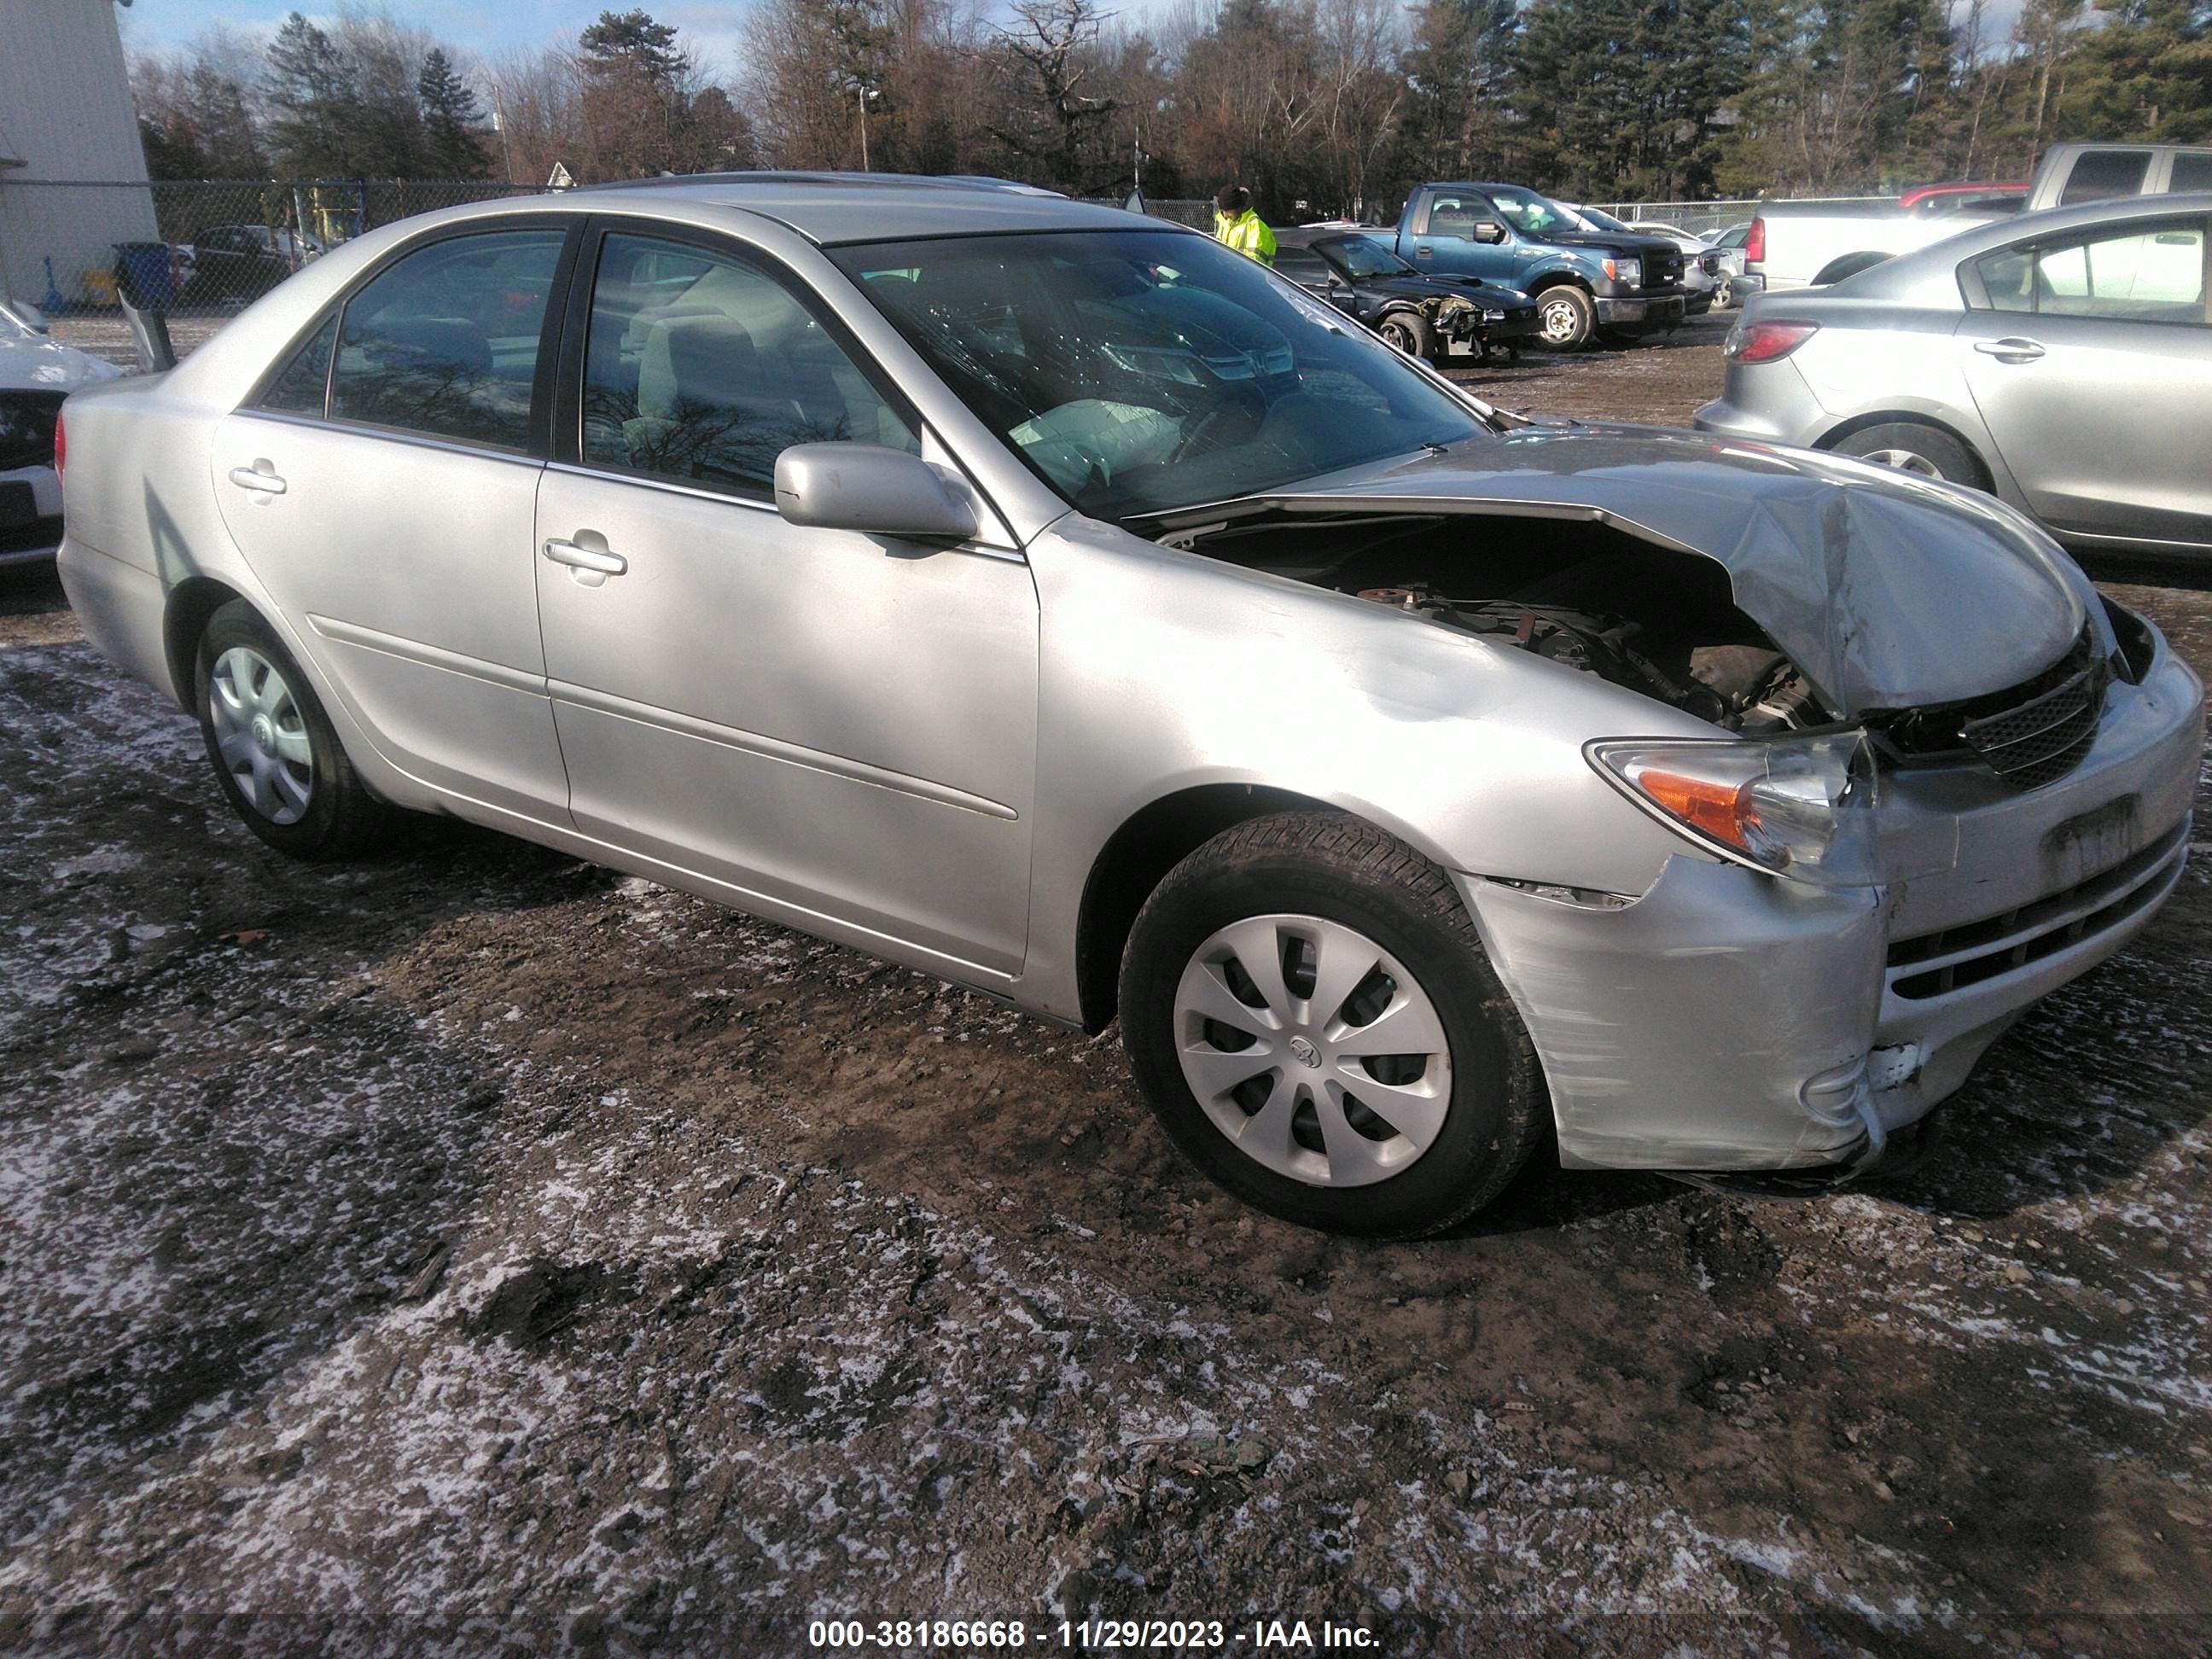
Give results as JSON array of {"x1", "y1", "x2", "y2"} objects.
[
  {"x1": 1540, "y1": 298, "x2": 1581, "y2": 344},
  {"x1": 1379, "y1": 319, "x2": 1418, "y2": 354},
  {"x1": 1858, "y1": 446, "x2": 1942, "y2": 478},
  {"x1": 208, "y1": 646, "x2": 314, "y2": 824},
  {"x1": 1173, "y1": 914, "x2": 1453, "y2": 1188}
]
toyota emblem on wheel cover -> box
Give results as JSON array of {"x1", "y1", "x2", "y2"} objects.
[{"x1": 1289, "y1": 1036, "x2": 1322, "y2": 1068}]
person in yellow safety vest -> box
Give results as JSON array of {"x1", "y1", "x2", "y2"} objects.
[{"x1": 1212, "y1": 185, "x2": 1276, "y2": 265}]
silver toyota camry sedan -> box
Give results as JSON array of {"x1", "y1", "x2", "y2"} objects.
[{"x1": 56, "y1": 177, "x2": 2203, "y2": 1237}]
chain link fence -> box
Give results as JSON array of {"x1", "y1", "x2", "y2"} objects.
[
  {"x1": 0, "y1": 178, "x2": 545, "y2": 323},
  {"x1": 1122, "y1": 196, "x2": 1889, "y2": 242}
]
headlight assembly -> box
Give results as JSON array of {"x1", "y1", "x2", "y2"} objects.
[{"x1": 1586, "y1": 732, "x2": 1956, "y2": 886}]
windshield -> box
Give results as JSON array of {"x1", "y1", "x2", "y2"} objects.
[
  {"x1": 1484, "y1": 186, "x2": 1577, "y2": 239},
  {"x1": 832, "y1": 230, "x2": 1489, "y2": 521},
  {"x1": 1318, "y1": 235, "x2": 1413, "y2": 280},
  {"x1": 1573, "y1": 206, "x2": 1630, "y2": 233}
]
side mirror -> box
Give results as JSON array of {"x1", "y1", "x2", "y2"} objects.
[
  {"x1": 773, "y1": 443, "x2": 977, "y2": 543},
  {"x1": 1472, "y1": 221, "x2": 1506, "y2": 245}
]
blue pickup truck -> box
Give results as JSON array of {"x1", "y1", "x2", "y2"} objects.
[{"x1": 1388, "y1": 182, "x2": 1689, "y2": 350}]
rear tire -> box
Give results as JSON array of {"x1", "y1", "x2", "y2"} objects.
[
  {"x1": 1119, "y1": 813, "x2": 1546, "y2": 1238},
  {"x1": 1533, "y1": 286, "x2": 1595, "y2": 351},
  {"x1": 195, "y1": 600, "x2": 396, "y2": 860},
  {"x1": 1832, "y1": 422, "x2": 1985, "y2": 488}
]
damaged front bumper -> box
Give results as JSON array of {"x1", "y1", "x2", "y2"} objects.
[{"x1": 1456, "y1": 639, "x2": 2203, "y2": 1174}]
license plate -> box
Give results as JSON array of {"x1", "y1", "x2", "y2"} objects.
[
  {"x1": 2043, "y1": 796, "x2": 2141, "y2": 887},
  {"x1": 0, "y1": 481, "x2": 36, "y2": 529}
]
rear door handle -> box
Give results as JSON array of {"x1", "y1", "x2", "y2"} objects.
[
  {"x1": 1974, "y1": 336, "x2": 2046, "y2": 362},
  {"x1": 227, "y1": 464, "x2": 286, "y2": 495},
  {"x1": 1414, "y1": 245, "x2": 1432, "y2": 259},
  {"x1": 542, "y1": 538, "x2": 626, "y2": 576}
]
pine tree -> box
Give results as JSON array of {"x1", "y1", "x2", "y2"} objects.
[
  {"x1": 266, "y1": 12, "x2": 362, "y2": 175},
  {"x1": 1398, "y1": 0, "x2": 1518, "y2": 180},
  {"x1": 579, "y1": 10, "x2": 693, "y2": 88},
  {"x1": 418, "y1": 49, "x2": 491, "y2": 178}
]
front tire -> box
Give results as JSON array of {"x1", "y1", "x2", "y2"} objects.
[
  {"x1": 1832, "y1": 422, "x2": 1985, "y2": 487},
  {"x1": 1534, "y1": 285, "x2": 1595, "y2": 351},
  {"x1": 1376, "y1": 310, "x2": 1436, "y2": 359},
  {"x1": 1119, "y1": 813, "x2": 1546, "y2": 1237},
  {"x1": 195, "y1": 600, "x2": 395, "y2": 860}
]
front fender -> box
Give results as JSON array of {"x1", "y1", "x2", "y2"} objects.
[{"x1": 1016, "y1": 513, "x2": 1709, "y2": 1022}]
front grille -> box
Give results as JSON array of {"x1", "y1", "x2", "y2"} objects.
[
  {"x1": 1650, "y1": 252, "x2": 1683, "y2": 289},
  {"x1": 1885, "y1": 816, "x2": 2188, "y2": 1000},
  {"x1": 0, "y1": 391, "x2": 67, "y2": 472},
  {"x1": 1875, "y1": 626, "x2": 2108, "y2": 790}
]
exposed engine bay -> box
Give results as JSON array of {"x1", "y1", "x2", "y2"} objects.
[{"x1": 1177, "y1": 511, "x2": 1833, "y2": 733}]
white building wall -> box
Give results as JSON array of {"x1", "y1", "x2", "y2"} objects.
[{"x1": 0, "y1": 0, "x2": 160, "y2": 305}]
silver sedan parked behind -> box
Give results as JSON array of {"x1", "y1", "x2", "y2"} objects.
[
  {"x1": 56, "y1": 177, "x2": 2203, "y2": 1236},
  {"x1": 1697, "y1": 193, "x2": 2212, "y2": 557}
]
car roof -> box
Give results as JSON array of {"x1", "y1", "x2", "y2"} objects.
[{"x1": 565, "y1": 172, "x2": 1147, "y2": 245}]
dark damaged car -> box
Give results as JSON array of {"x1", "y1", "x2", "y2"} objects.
[
  {"x1": 1274, "y1": 226, "x2": 1540, "y2": 361},
  {"x1": 55, "y1": 178, "x2": 2204, "y2": 1237}
]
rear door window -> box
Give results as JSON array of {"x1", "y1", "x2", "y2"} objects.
[
  {"x1": 329, "y1": 229, "x2": 567, "y2": 450},
  {"x1": 2170, "y1": 152, "x2": 2212, "y2": 193},
  {"x1": 1975, "y1": 220, "x2": 2205, "y2": 323},
  {"x1": 2058, "y1": 149, "x2": 2153, "y2": 205}
]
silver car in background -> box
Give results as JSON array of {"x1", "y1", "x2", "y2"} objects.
[
  {"x1": 1697, "y1": 193, "x2": 2212, "y2": 557},
  {"x1": 55, "y1": 178, "x2": 2202, "y2": 1236}
]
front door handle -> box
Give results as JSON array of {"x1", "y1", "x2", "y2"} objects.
[
  {"x1": 1414, "y1": 245, "x2": 1432, "y2": 259},
  {"x1": 1973, "y1": 336, "x2": 2046, "y2": 362},
  {"x1": 542, "y1": 538, "x2": 627, "y2": 576},
  {"x1": 228, "y1": 464, "x2": 286, "y2": 495}
]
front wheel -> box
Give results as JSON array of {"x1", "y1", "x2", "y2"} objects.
[
  {"x1": 1534, "y1": 286, "x2": 1595, "y2": 350},
  {"x1": 1119, "y1": 814, "x2": 1546, "y2": 1237},
  {"x1": 1375, "y1": 310, "x2": 1435, "y2": 359},
  {"x1": 195, "y1": 600, "x2": 396, "y2": 859}
]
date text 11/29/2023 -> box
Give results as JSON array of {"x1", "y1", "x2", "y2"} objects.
[{"x1": 806, "y1": 1617, "x2": 1381, "y2": 1650}]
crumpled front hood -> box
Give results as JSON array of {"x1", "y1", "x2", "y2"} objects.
[
  {"x1": 1254, "y1": 422, "x2": 2089, "y2": 715},
  {"x1": 1364, "y1": 274, "x2": 1533, "y2": 310}
]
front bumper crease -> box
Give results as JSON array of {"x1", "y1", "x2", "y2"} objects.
[{"x1": 1456, "y1": 644, "x2": 2203, "y2": 1174}]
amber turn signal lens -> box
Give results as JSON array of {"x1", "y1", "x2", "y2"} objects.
[{"x1": 1631, "y1": 769, "x2": 1755, "y2": 850}]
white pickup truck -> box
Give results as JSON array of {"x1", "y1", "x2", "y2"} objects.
[
  {"x1": 1746, "y1": 141, "x2": 2212, "y2": 291},
  {"x1": 1743, "y1": 196, "x2": 2011, "y2": 291}
]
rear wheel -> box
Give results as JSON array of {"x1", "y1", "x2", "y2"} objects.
[
  {"x1": 1375, "y1": 310, "x2": 1436, "y2": 359},
  {"x1": 195, "y1": 600, "x2": 395, "y2": 859},
  {"x1": 1832, "y1": 422, "x2": 1984, "y2": 487},
  {"x1": 1119, "y1": 813, "x2": 1546, "y2": 1237},
  {"x1": 1534, "y1": 285, "x2": 1595, "y2": 351}
]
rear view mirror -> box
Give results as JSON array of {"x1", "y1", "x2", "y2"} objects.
[
  {"x1": 773, "y1": 443, "x2": 977, "y2": 543},
  {"x1": 1473, "y1": 221, "x2": 1506, "y2": 245}
]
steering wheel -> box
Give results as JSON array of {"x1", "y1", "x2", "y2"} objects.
[{"x1": 1167, "y1": 406, "x2": 1233, "y2": 466}]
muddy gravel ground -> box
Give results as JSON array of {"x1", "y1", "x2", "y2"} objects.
[{"x1": 3, "y1": 318, "x2": 2210, "y2": 1656}]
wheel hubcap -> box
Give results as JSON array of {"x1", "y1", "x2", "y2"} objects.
[
  {"x1": 208, "y1": 646, "x2": 314, "y2": 825},
  {"x1": 1540, "y1": 300, "x2": 1580, "y2": 343},
  {"x1": 1172, "y1": 914, "x2": 1452, "y2": 1188},
  {"x1": 1380, "y1": 321, "x2": 1417, "y2": 353},
  {"x1": 1859, "y1": 446, "x2": 1942, "y2": 478}
]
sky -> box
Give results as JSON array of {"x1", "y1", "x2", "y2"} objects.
[{"x1": 118, "y1": 0, "x2": 768, "y2": 78}]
